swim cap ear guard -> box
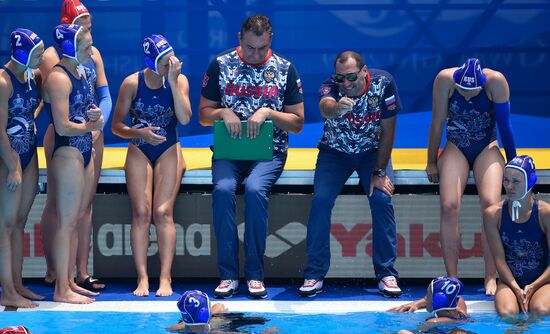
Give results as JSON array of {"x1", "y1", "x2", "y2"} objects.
[
  {"x1": 142, "y1": 34, "x2": 173, "y2": 75},
  {"x1": 54, "y1": 24, "x2": 83, "y2": 60},
  {"x1": 177, "y1": 290, "x2": 211, "y2": 326},
  {"x1": 505, "y1": 155, "x2": 537, "y2": 221},
  {"x1": 11, "y1": 28, "x2": 43, "y2": 90},
  {"x1": 430, "y1": 276, "x2": 464, "y2": 317},
  {"x1": 453, "y1": 58, "x2": 486, "y2": 90},
  {"x1": 53, "y1": 24, "x2": 86, "y2": 77}
]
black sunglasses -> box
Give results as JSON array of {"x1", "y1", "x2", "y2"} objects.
[{"x1": 333, "y1": 71, "x2": 361, "y2": 83}]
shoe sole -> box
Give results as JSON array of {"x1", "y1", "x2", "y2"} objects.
[
  {"x1": 213, "y1": 288, "x2": 239, "y2": 299},
  {"x1": 379, "y1": 290, "x2": 402, "y2": 298},
  {"x1": 298, "y1": 288, "x2": 322, "y2": 298},
  {"x1": 248, "y1": 292, "x2": 268, "y2": 299}
]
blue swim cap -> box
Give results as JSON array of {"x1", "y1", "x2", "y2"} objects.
[
  {"x1": 430, "y1": 276, "x2": 464, "y2": 316},
  {"x1": 453, "y1": 58, "x2": 486, "y2": 90},
  {"x1": 142, "y1": 34, "x2": 173, "y2": 75},
  {"x1": 177, "y1": 290, "x2": 211, "y2": 326},
  {"x1": 53, "y1": 24, "x2": 84, "y2": 61},
  {"x1": 506, "y1": 155, "x2": 537, "y2": 196},
  {"x1": 11, "y1": 28, "x2": 43, "y2": 68}
]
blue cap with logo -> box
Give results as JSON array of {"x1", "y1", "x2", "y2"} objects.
[
  {"x1": 142, "y1": 34, "x2": 173, "y2": 75},
  {"x1": 11, "y1": 28, "x2": 44, "y2": 90},
  {"x1": 506, "y1": 155, "x2": 537, "y2": 196},
  {"x1": 11, "y1": 28, "x2": 43, "y2": 68},
  {"x1": 177, "y1": 290, "x2": 211, "y2": 326},
  {"x1": 430, "y1": 276, "x2": 464, "y2": 316},
  {"x1": 453, "y1": 58, "x2": 486, "y2": 90},
  {"x1": 53, "y1": 23, "x2": 84, "y2": 61}
]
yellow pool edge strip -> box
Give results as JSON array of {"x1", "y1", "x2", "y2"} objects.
[{"x1": 37, "y1": 147, "x2": 550, "y2": 172}]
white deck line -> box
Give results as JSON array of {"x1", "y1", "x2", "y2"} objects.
[{"x1": 10, "y1": 300, "x2": 495, "y2": 313}]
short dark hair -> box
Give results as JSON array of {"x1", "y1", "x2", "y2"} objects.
[
  {"x1": 334, "y1": 51, "x2": 365, "y2": 70},
  {"x1": 240, "y1": 15, "x2": 273, "y2": 37}
]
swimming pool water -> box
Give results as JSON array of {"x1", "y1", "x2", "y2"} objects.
[{"x1": 0, "y1": 311, "x2": 548, "y2": 333}]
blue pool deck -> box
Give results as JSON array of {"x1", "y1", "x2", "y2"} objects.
[{"x1": 3, "y1": 281, "x2": 494, "y2": 314}]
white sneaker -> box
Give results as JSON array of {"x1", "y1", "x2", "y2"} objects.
[
  {"x1": 247, "y1": 280, "x2": 267, "y2": 299},
  {"x1": 214, "y1": 279, "x2": 239, "y2": 299},
  {"x1": 298, "y1": 279, "x2": 323, "y2": 297},
  {"x1": 378, "y1": 276, "x2": 402, "y2": 298}
]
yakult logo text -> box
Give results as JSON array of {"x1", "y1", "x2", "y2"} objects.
[{"x1": 331, "y1": 223, "x2": 483, "y2": 258}]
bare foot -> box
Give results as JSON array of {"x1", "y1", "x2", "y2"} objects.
[
  {"x1": 16, "y1": 285, "x2": 45, "y2": 300},
  {"x1": 156, "y1": 277, "x2": 173, "y2": 297},
  {"x1": 133, "y1": 277, "x2": 149, "y2": 297},
  {"x1": 0, "y1": 292, "x2": 38, "y2": 308},
  {"x1": 54, "y1": 289, "x2": 95, "y2": 304},
  {"x1": 70, "y1": 280, "x2": 99, "y2": 297},
  {"x1": 485, "y1": 276, "x2": 497, "y2": 296},
  {"x1": 45, "y1": 271, "x2": 56, "y2": 282}
]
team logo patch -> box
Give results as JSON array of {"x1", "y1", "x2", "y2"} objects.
[
  {"x1": 387, "y1": 104, "x2": 396, "y2": 111},
  {"x1": 202, "y1": 74, "x2": 209, "y2": 88},
  {"x1": 263, "y1": 70, "x2": 275, "y2": 83},
  {"x1": 297, "y1": 78, "x2": 303, "y2": 94},
  {"x1": 320, "y1": 86, "x2": 331, "y2": 95},
  {"x1": 368, "y1": 96, "x2": 378, "y2": 107}
]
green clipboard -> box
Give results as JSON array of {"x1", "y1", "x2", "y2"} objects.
[{"x1": 213, "y1": 120, "x2": 274, "y2": 160}]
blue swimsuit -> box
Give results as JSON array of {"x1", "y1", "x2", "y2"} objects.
[
  {"x1": 130, "y1": 71, "x2": 178, "y2": 165},
  {"x1": 3, "y1": 66, "x2": 39, "y2": 171},
  {"x1": 500, "y1": 199, "x2": 549, "y2": 288},
  {"x1": 47, "y1": 64, "x2": 93, "y2": 167},
  {"x1": 45, "y1": 47, "x2": 97, "y2": 124},
  {"x1": 446, "y1": 89, "x2": 496, "y2": 168}
]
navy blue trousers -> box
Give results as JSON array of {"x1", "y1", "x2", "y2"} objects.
[
  {"x1": 212, "y1": 155, "x2": 286, "y2": 281},
  {"x1": 304, "y1": 147, "x2": 398, "y2": 281}
]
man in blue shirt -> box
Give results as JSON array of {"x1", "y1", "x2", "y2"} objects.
[{"x1": 299, "y1": 51, "x2": 401, "y2": 298}]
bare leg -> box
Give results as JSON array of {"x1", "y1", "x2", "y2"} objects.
[
  {"x1": 51, "y1": 148, "x2": 94, "y2": 304},
  {"x1": 495, "y1": 281, "x2": 520, "y2": 319},
  {"x1": 0, "y1": 158, "x2": 37, "y2": 308},
  {"x1": 437, "y1": 142, "x2": 469, "y2": 278},
  {"x1": 76, "y1": 133, "x2": 105, "y2": 289},
  {"x1": 472, "y1": 141, "x2": 503, "y2": 296},
  {"x1": 68, "y1": 152, "x2": 99, "y2": 297},
  {"x1": 528, "y1": 283, "x2": 550, "y2": 317},
  {"x1": 12, "y1": 154, "x2": 44, "y2": 300},
  {"x1": 40, "y1": 125, "x2": 57, "y2": 284},
  {"x1": 152, "y1": 144, "x2": 184, "y2": 297},
  {"x1": 125, "y1": 145, "x2": 154, "y2": 297}
]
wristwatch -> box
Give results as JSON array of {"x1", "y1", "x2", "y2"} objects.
[{"x1": 372, "y1": 169, "x2": 386, "y2": 177}]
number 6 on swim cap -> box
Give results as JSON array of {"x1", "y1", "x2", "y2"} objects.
[
  {"x1": 53, "y1": 24, "x2": 83, "y2": 61},
  {"x1": 143, "y1": 34, "x2": 173, "y2": 75}
]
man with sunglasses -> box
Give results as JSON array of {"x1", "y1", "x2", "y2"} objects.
[{"x1": 299, "y1": 51, "x2": 402, "y2": 298}]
